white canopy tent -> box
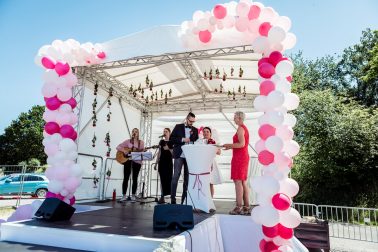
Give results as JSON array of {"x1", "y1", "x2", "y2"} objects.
[{"x1": 73, "y1": 25, "x2": 264, "y2": 201}]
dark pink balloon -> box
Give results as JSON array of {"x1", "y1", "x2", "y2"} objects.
[
  {"x1": 46, "y1": 191, "x2": 57, "y2": 198},
  {"x1": 65, "y1": 97, "x2": 77, "y2": 109},
  {"x1": 70, "y1": 131, "x2": 78, "y2": 141},
  {"x1": 278, "y1": 224, "x2": 294, "y2": 239},
  {"x1": 262, "y1": 225, "x2": 279, "y2": 238},
  {"x1": 199, "y1": 30, "x2": 212, "y2": 43},
  {"x1": 264, "y1": 241, "x2": 279, "y2": 252},
  {"x1": 260, "y1": 80, "x2": 275, "y2": 96},
  {"x1": 259, "y1": 239, "x2": 267, "y2": 252},
  {"x1": 46, "y1": 96, "x2": 61, "y2": 110},
  {"x1": 258, "y1": 150, "x2": 275, "y2": 165},
  {"x1": 97, "y1": 51, "x2": 106, "y2": 59},
  {"x1": 60, "y1": 124, "x2": 75, "y2": 138},
  {"x1": 55, "y1": 62, "x2": 70, "y2": 76},
  {"x1": 286, "y1": 76, "x2": 293, "y2": 82},
  {"x1": 213, "y1": 4, "x2": 227, "y2": 19},
  {"x1": 259, "y1": 22, "x2": 272, "y2": 37},
  {"x1": 272, "y1": 193, "x2": 291, "y2": 210},
  {"x1": 258, "y1": 124, "x2": 276, "y2": 140},
  {"x1": 248, "y1": 5, "x2": 261, "y2": 20},
  {"x1": 269, "y1": 51, "x2": 283, "y2": 66},
  {"x1": 41, "y1": 57, "x2": 55, "y2": 69},
  {"x1": 258, "y1": 57, "x2": 270, "y2": 67},
  {"x1": 258, "y1": 63, "x2": 275, "y2": 79},
  {"x1": 44, "y1": 122, "x2": 60, "y2": 135},
  {"x1": 69, "y1": 196, "x2": 76, "y2": 205}
]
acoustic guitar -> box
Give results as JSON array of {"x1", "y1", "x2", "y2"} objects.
[{"x1": 116, "y1": 145, "x2": 158, "y2": 164}]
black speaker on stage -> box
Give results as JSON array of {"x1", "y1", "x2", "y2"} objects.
[
  {"x1": 35, "y1": 197, "x2": 76, "y2": 221},
  {"x1": 153, "y1": 204, "x2": 194, "y2": 230}
]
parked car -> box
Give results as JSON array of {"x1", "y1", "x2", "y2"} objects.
[{"x1": 0, "y1": 173, "x2": 49, "y2": 197}]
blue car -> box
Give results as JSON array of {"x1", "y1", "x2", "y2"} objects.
[{"x1": 0, "y1": 173, "x2": 49, "y2": 197}]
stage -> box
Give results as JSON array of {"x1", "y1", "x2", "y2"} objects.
[{"x1": 0, "y1": 200, "x2": 308, "y2": 251}]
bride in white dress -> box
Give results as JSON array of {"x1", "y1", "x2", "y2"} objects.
[{"x1": 202, "y1": 127, "x2": 223, "y2": 198}]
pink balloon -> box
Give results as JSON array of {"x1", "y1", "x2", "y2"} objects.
[
  {"x1": 258, "y1": 124, "x2": 276, "y2": 140},
  {"x1": 272, "y1": 193, "x2": 291, "y2": 210},
  {"x1": 46, "y1": 191, "x2": 57, "y2": 198},
  {"x1": 258, "y1": 57, "x2": 270, "y2": 67},
  {"x1": 259, "y1": 239, "x2": 267, "y2": 252},
  {"x1": 55, "y1": 62, "x2": 70, "y2": 76},
  {"x1": 65, "y1": 97, "x2": 77, "y2": 109},
  {"x1": 69, "y1": 196, "x2": 76, "y2": 205},
  {"x1": 46, "y1": 96, "x2": 62, "y2": 110},
  {"x1": 248, "y1": 5, "x2": 261, "y2": 20},
  {"x1": 255, "y1": 139, "x2": 266, "y2": 153},
  {"x1": 259, "y1": 22, "x2": 272, "y2": 37},
  {"x1": 44, "y1": 122, "x2": 60, "y2": 135},
  {"x1": 199, "y1": 30, "x2": 212, "y2": 43},
  {"x1": 278, "y1": 224, "x2": 293, "y2": 239},
  {"x1": 258, "y1": 63, "x2": 275, "y2": 79},
  {"x1": 213, "y1": 4, "x2": 227, "y2": 19},
  {"x1": 262, "y1": 225, "x2": 279, "y2": 238},
  {"x1": 269, "y1": 51, "x2": 283, "y2": 67},
  {"x1": 60, "y1": 124, "x2": 75, "y2": 138},
  {"x1": 260, "y1": 80, "x2": 275, "y2": 96},
  {"x1": 97, "y1": 51, "x2": 106, "y2": 59},
  {"x1": 275, "y1": 152, "x2": 292, "y2": 168},
  {"x1": 258, "y1": 150, "x2": 275, "y2": 165},
  {"x1": 41, "y1": 57, "x2": 56, "y2": 69},
  {"x1": 286, "y1": 76, "x2": 292, "y2": 82}
]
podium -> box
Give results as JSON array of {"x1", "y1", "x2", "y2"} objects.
[{"x1": 182, "y1": 144, "x2": 217, "y2": 213}]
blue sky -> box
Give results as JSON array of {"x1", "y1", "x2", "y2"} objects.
[{"x1": 0, "y1": 0, "x2": 377, "y2": 134}]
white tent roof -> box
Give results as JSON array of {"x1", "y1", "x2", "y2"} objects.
[{"x1": 77, "y1": 25, "x2": 261, "y2": 115}]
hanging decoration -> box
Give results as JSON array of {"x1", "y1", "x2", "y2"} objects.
[
  {"x1": 104, "y1": 132, "x2": 111, "y2": 157},
  {"x1": 106, "y1": 88, "x2": 112, "y2": 122},
  {"x1": 239, "y1": 66, "x2": 244, "y2": 78},
  {"x1": 92, "y1": 133, "x2": 97, "y2": 147},
  {"x1": 92, "y1": 158, "x2": 97, "y2": 170}
]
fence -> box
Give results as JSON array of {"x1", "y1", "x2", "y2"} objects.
[{"x1": 294, "y1": 203, "x2": 378, "y2": 243}]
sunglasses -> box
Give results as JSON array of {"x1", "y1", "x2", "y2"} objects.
[{"x1": 187, "y1": 119, "x2": 195, "y2": 123}]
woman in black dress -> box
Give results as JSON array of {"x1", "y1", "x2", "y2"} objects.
[{"x1": 156, "y1": 128, "x2": 173, "y2": 204}]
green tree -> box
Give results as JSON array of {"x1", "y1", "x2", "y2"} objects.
[
  {"x1": 292, "y1": 90, "x2": 378, "y2": 207},
  {"x1": 0, "y1": 106, "x2": 46, "y2": 165}
]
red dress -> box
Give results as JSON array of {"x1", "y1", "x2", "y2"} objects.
[{"x1": 231, "y1": 124, "x2": 249, "y2": 180}]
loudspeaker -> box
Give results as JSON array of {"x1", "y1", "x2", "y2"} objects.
[
  {"x1": 35, "y1": 198, "x2": 76, "y2": 221},
  {"x1": 153, "y1": 204, "x2": 194, "y2": 230}
]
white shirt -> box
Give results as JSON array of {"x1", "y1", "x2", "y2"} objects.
[{"x1": 180, "y1": 126, "x2": 191, "y2": 158}]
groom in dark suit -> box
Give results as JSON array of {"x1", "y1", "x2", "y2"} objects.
[{"x1": 170, "y1": 112, "x2": 199, "y2": 204}]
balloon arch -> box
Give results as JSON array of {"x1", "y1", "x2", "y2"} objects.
[{"x1": 34, "y1": 1, "x2": 300, "y2": 252}]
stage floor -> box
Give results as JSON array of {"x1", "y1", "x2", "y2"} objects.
[{"x1": 0, "y1": 199, "x2": 239, "y2": 251}]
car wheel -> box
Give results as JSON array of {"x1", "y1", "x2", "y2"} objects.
[{"x1": 36, "y1": 188, "x2": 47, "y2": 198}]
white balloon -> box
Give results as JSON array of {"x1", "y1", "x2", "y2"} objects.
[
  {"x1": 66, "y1": 151, "x2": 78, "y2": 160},
  {"x1": 57, "y1": 87, "x2": 72, "y2": 102},
  {"x1": 254, "y1": 175, "x2": 280, "y2": 196},
  {"x1": 260, "y1": 206, "x2": 280, "y2": 227},
  {"x1": 279, "y1": 178, "x2": 299, "y2": 197},
  {"x1": 266, "y1": 136, "x2": 284, "y2": 153},
  {"x1": 42, "y1": 70, "x2": 59, "y2": 83},
  {"x1": 279, "y1": 208, "x2": 301, "y2": 228},
  {"x1": 255, "y1": 139, "x2": 266, "y2": 153},
  {"x1": 197, "y1": 18, "x2": 209, "y2": 31},
  {"x1": 267, "y1": 111, "x2": 284, "y2": 126},
  {"x1": 251, "y1": 205, "x2": 264, "y2": 224},
  {"x1": 59, "y1": 138, "x2": 77, "y2": 152},
  {"x1": 258, "y1": 113, "x2": 269, "y2": 125},
  {"x1": 276, "y1": 79, "x2": 292, "y2": 93},
  {"x1": 55, "y1": 113, "x2": 72, "y2": 126},
  {"x1": 193, "y1": 10, "x2": 204, "y2": 23},
  {"x1": 268, "y1": 26, "x2": 286, "y2": 43},
  {"x1": 248, "y1": 19, "x2": 261, "y2": 33},
  {"x1": 43, "y1": 110, "x2": 57, "y2": 122},
  {"x1": 282, "y1": 33, "x2": 297, "y2": 50},
  {"x1": 71, "y1": 164, "x2": 83, "y2": 177},
  {"x1": 252, "y1": 36, "x2": 269, "y2": 53},
  {"x1": 236, "y1": 2, "x2": 250, "y2": 17},
  {"x1": 284, "y1": 93, "x2": 300, "y2": 110},
  {"x1": 276, "y1": 60, "x2": 294, "y2": 77},
  {"x1": 284, "y1": 140, "x2": 300, "y2": 156},
  {"x1": 274, "y1": 16, "x2": 292, "y2": 32},
  {"x1": 48, "y1": 180, "x2": 63, "y2": 193},
  {"x1": 284, "y1": 114, "x2": 297, "y2": 127},
  {"x1": 59, "y1": 104, "x2": 72, "y2": 113},
  {"x1": 267, "y1": 90, "x2": 285, "y2": 108},
  {"x1": 41, "y1": 83, "x2": 58, "y2": 98},
  {"x1": 276, "y1": 125, "x2": 294, "y2": 141},
  {"x1": 254, "y1": 96, "x2": 269, "y2": 111}
]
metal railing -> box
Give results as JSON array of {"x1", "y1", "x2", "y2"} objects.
[{"x1": 293, "y1": 203, "x2": 378, "y2": 243}]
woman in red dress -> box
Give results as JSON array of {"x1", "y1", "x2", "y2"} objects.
[{"x1": 223, "y1": 111, "x2": 250, "y2": 215}]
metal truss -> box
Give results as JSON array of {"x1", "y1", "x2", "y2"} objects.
[
  {"x1": 138, "y1": 111, "x2": 153, "y2": 198},
  {"x1": 178, "y1": 59, "x2": 209, "y2": 101},
  {"x1": 90, "y1": 45, "x2": 254, "y2": 70},
  {"x1": 72, "y1": 68, "x2": 87, "y2": 146}
]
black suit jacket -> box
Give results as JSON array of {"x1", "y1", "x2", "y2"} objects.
[{"x1": 170, "y1": 123, "x2": 199, "y2": 159}]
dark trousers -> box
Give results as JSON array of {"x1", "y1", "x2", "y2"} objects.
[
  {"x1": 170, "y1": 157, "x2": 188, "y2": 204},
  {"x1": 122, "y1": 160, "x2": 142, "y2": 195}
]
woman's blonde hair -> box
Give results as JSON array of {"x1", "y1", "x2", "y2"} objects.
[{"x1": 234, "y1": 111, "x2": 245, "y2": 121}]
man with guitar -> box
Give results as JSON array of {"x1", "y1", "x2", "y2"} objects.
[{"x1": 116, "y1": 128, "x2": 145, "y2": 202}]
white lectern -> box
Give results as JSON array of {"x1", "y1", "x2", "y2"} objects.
[{"x1": 182, "y1": 144, "x2": 217, "y2": 213}]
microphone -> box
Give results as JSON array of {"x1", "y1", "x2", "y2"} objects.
[{"x1": 158, "y1": 135, "x2": 164, "y2": 138}]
